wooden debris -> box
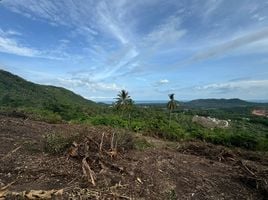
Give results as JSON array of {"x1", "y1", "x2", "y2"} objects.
[
  {"x1": 1, "y1": 146, "x2": 21, "y2": 160},
  {"x1": 1, "y1": 189, "x2": 63, "y2": 199},
  {"x1": 99, "y1": 132, "x2": 105, "y2": 152},
  {"x1": 82, "y1": 157, "x2": 96, "y2": 186}
]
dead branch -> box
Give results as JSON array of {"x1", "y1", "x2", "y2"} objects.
[
  {"x1": 1, "y1": 146, "x2": 21, "y2": 160},
  {"x1": 240, "y1": 162, "x2": 256, "y2": 177},
  {"x1": 82, "y1": 157, "x2": 96, "y2": 186},
  {"x1": 99, "y1": 132, "x2": 105, "y2": 153},
  {"x1": 86, "y1": 136, "x2": 100, "y2": 149},
  {"x1": 100, "y1": 160, "x2": 124, "y2": 173},
  {"x1": 0, "y1": 181, "x2": 16, "y2": 191},
  {"x1": 111, "y1": 132, "x2": 115, "y2": 150}
]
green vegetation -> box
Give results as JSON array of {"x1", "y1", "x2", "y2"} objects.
[
  {"x1": 167, "y1": 93, "x2": 177, "y2": 128},
  {"x1": 0, "y1": 69, "x2": 99, "y2": 121},
  {"x1": 114, "y1": 89, "x2": 134, "y2": 128},
  {"x1": 133, "y1": 138, "x2": 153, "y2": 150},
  {"x1": 44, "y1": 132, "x2": 78, "y2": 154},
  {"x1": 167, "y1": 189, "x2": 177, "y2": 200},
  {"x1": 1, "y1": 69, "x2": 268, "y2": 151},
  {"x1": 183, "y1": 98, "x2": 268, "y2": 109}
]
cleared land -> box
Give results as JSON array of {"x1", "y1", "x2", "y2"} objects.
[{"x1": 0, "y1": 115, "x2": 267, "y2": 199}]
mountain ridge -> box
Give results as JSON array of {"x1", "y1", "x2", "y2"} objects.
[
  {"x1": 1, "y1": 69, "x2": 267, "y2": 110},
  {"x1": 184, "y1": 98, "x2": 268, "y2": 108},
  {"x1": 0, "y1": 69, "x2": 96, "y2": 110}
]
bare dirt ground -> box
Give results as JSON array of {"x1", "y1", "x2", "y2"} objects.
[{"x1": 0, "y1": 115, "x2": 267, "y2": 199}]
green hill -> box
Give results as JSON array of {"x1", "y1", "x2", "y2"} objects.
[
  {"x1": 184, "y1": 98, "x2": 267, "y2": 109},
  {"x1": 0, "y1": 69, "x2": 98, "y2": 120}
]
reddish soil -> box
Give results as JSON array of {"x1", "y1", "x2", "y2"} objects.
[
  {"x1": 252, "y1": 109, "x2": 268, "y2": 117},
  {"x1": 0, "y1": 115, "x2": 267, "y2": 199}
]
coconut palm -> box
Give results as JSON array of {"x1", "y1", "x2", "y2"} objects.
[
  {"x1": 167, "y1": 93, "x2": 177, "y2": 128},
  {"x1": 114, "y1": 90, "x2": 133, "y2": 127},
  {"x1": 115, "y1": 90, "x2": 133, "y2": 110}
]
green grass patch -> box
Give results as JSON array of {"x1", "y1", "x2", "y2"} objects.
[{"x1": 133, "y1": 138, "x2": 153, "y2": 150}]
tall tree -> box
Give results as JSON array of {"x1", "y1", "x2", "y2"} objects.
[
  {"x1": 167, "y1": 93, "x2": 177, "y2": 128},
  {"x1": 114, "y1": 90, "x2": 133, "y2": 127}
]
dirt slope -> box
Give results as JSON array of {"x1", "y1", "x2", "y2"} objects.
[{"x1": 0, "y1": 116, "x2": 267, "y2": 199}]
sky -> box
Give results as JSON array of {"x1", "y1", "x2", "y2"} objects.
[{"x1": 0, "y1": 0, "x2": 268, "y2": 101}]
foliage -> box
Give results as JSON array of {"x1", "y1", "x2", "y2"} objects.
[
  {"x1": 90, "y1": 115, "x2": 128, "y2": 128},
  {"x1": 167, "y1": 94, "x2": 177, "y2": 111},
  {"x1": 44, "y1": 133, "x2": 75, "y2": 154},
  {"x1": 1, "y1": 69, "x2": 268, "y2": 151},
  {"x1": 114, "y1": 90, "x2": 133, "y2": 112},
  {"x1": 114, "y1": 130, "x2": 135, "y2": 151},
  {"x1": 183, "y1": 98, "x2": 264, "y2": 109},
  {"x1": 167, "y1": 189, "x2": 177, "y2": 200},
  {"x1": 133, "y1": 138, "x2": 153, "y2": 150},
  {"x1": 0, "y1": 69, "x2": 99, "y2": 122},
  {"x1": 167, "y1": 93, "x2": 177, "y2": 128}
]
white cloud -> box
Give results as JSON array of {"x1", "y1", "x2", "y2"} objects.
[
  {"x1": 57, "y1": 77, "x2": 121, "y2": 92},
  {"x1": 0, "y1": 28, "x2": 39, "y2": 57},
  {"x1": 202, "y1": 0, "x2": 223, "y2": 21},
  {"x1": 0, "y1": 29, "x2": 84, "y2": 60},
  {"x1": 196, "y1": 79, "x2": 268, "y2": 93},
  {"x1": 0, "y1": 35, "x2": 40, "y2": 57},
  {"x1": 5, "y1": 30, "x2": 22, "y2": 36},
  {"x1": 185, "y1": 28, "x2": 268, "y2": 63},
  {"x1": 88, "y1": 96, "x2": 115, "y2": 100},
  {"x1": 153, "y1": 79, "x2": 170, "y2": 88},
  {"x1": 96, "y1": 1, "x2": 128, "y2": 44},
  {"x1": 1, "y1": 0, "x2": 188, "y2": 79},
  {"x1": 0, "y1": 34, "x2": 79, "y2": 60},
  {"x1": 159, "y1": 79, "x2": 169, "y2": 84},
  {"x1": 144, "y1": 15, "x2": 186, "y2": 46}
]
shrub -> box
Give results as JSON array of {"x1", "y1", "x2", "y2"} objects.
[
  {"x1": 44, "y1": 133, "x2": 74, "y2": 154},
  {"x1": 229, "y1": 132, "x2": 258, "y2": 150},
  {"x1": 133, "y1": 138, "x2": 153, "y2": 150},
  {"x1": 114, "y1": 130, "x2": 135, "y2": 151},
  {"x1": 130, "y1": 121, "x2": 146, "y2": 132},
  {"x1": 90, "y1": 115, "x2": 128, "y2": 128},
  {"x1": 256, "y1": 138, "x2": 268, "y2": 151}
]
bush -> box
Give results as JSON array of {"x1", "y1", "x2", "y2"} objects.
[
  {"x1": 90, "y1": 115, "x2": 128, "y2": 128},
  {"x1": 133, "y1": 138, "x2": 153, "y2": 150},
  {"x1": 114, "y1": 130, "x2": 135, "y2": 151},
  {"x1": 130, "y1": 121, "x2": 146, "y2": 132},
  {"x1": 44, "y1": 133, "x2": 74, "y2": 154},
  {"x1": 256, "y1": 138, "x2": 268, "y2": 151},
  {"x1": 229, "y1": 132, "x2": 258, "y2": 150}
]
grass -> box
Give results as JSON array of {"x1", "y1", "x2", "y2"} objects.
[
  {"x1": 43, "y1": 132, "x2": 81, "y2": 155},
  {"x1": 133, "y1": 138, "x2": 153, "y2": 150}
]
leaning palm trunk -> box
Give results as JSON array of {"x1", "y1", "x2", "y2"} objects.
[
  {"x1": 169, "y1": 110, "x2": 172, "y2": 128},
  {"x1": 128, "y1": 113, "x2": 131, "y2": 129},
  {"x1": 167, "y1": 94, "x2": 177, "y2": 129}
]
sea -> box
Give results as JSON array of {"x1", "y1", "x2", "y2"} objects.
[{"x1": 99, "y1": 100, "x2": 169, "y2": 105}]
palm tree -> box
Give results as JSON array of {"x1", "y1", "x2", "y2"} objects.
[
  {"x1": 115, "y1": 90, "x2": 133, "y2": 111},
  {"x1": 114, "y1": 90, "x2": 133, "y2": 127},
  {"x1": 167, "y1": 93, "x2": 177, "y2": 128}
]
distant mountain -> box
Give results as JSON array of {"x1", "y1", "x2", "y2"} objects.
[
  {"x1": 0, "y1": 69, "x2": 96, "y2": 109},
  {"x1": 183, "y1": 98, "x2": 268, "y2": 109}
]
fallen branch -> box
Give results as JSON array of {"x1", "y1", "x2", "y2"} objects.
[
  {"x1": 1, "y1": 146, "x2": 21, "y2": 160},
  {"x1": 99, "y1": 132, "x2": 105, "y2": 153},
  {"x1": 82, "y1": 157, "x2": 96, "y2": 186},
  {"x1": 241, "y1": 162, "x2": 256, "y2": 177},
  {"x1": 0, "y1": 181, "x2": 16, "y2": 191},
  {"x1": 111, "y1": 132, "x2": 115, "y2": 150},
  {"x1": 100, "y1": 160, "x2": 124, "y2": 173}
]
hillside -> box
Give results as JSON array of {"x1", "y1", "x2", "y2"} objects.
[
  {"x1": 184, "y1": 98, "x2": 267, "y2": 109},
  {"x1": 0, "y1": 116, "x2": 267, "y2": 199},
  {"x1": 0, "y1": 69, "x2": 96, "y2": 109}
]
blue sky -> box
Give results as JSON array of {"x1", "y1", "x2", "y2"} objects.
[{"x1": 0, "y1": 0, "x2": 268, "y2": 101}]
